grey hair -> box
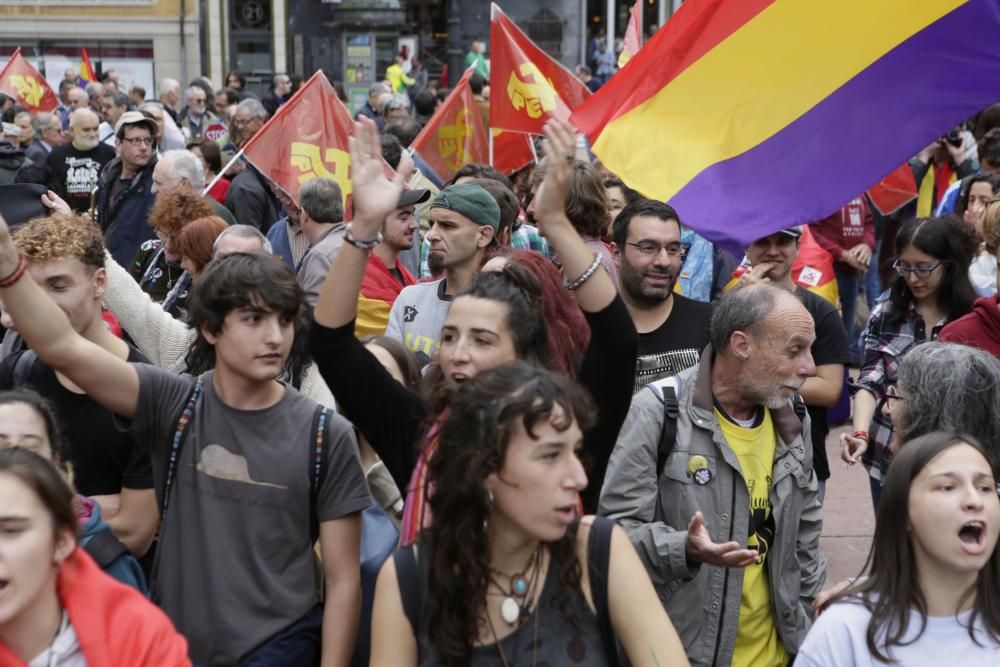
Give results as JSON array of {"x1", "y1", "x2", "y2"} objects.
[
  {"x1": 368, "y1": 82, "x2": 390, "y2": 98},
  {"x1": 32, "y1": 113, "x2": 59, "y2": 138},
  {"x1": 384, "y1": 94, "x2": 410, "y2": 113},
  {"x1": 162, "y1": 149, "x2": 206, "y2": 190},
  {"x1": 212, "y1": 225, "x2": 273, "y2": 255},
  {"x1": 158, "y1": 78, "x2": 181, "y2": 97},
  {"x1": 709, "y1": 283, "x2": 782, "y2": 353},
  {"x1": 236, "y1": 98, "x2": 268, "y2": 121},
  {"x1": 896, "y1": 342, "x2": 1000, "y2": 458},
  {"x1": 273, "y1": 73, "x2": 290, "y2": 86},
  {"x1": 84, "y1": 82, "x2": 104, "y2": 98},
  {"x1": 184, "y1": 86, "x2": 206, "y2": 102},
  {"x1": 103, "y1": 90, "x2": 129, "y2": 108},
  {"x1": 299, "y1": 178, "x2": 344, "y2": 224}
]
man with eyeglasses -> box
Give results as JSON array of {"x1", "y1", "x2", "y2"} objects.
[
  {"x1": 224, "y1": 99, "x2": 281, "y2": 232},
  {"x1": 740, "y1": 227, "x2": 851, "y2": 505},
  {"x1": 611, "y1": 199, "x2": 713, "y2": 393},
  {"x1": 93, "y1": 111, "x2": 160, "y2": 266},
  {"x1": 45, "y1": 108, "x2": 116, "y2": 214},
  {"x1": 179, "y1": 85, "x2": 217, "y2": 140}
]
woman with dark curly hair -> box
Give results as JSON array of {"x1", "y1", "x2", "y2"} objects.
[
  {"x1": 371, "y1": 363, "x2": 687, "y2": 666},
  {"x1": 843, "y1": 216, "x2": 978, "y2": 509}
]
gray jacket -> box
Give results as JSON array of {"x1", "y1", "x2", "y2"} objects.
[{"x1": 599, "y1": 348, "x2": 826, "y2": 666}]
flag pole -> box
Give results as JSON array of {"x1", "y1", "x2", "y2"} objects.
[
  {"x1": 203, "y1": 146, "x2": 246, "y2": 197},
  {"x1": 489, "y1": 128, "x2": 494, "y2": 167}
]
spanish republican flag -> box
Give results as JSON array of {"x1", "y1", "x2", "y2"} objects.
[
  {"x1": 410, "y1": 67, "x2": 489, "y2": 184},
  {"x1": 79, "y1": 48, "x2": 97, "y2": 83},
  {"x1": 617, "y1": 0, "x2": 642, "y2": 68},
  {"x1": 489, "y1": 3, "x2": 590, "y2": 135},
  {"x1": 572, "y1": 0, "x2": 1000, "y2": 255},
  {"x1": 0, "y1": 49, "x2": 59, "y2": 113}
]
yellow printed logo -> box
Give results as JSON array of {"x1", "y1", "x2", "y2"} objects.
[
  {"x1": 10, "y1": 75, "x2": 45, "y2": 108},
  {"x1": 438, "y1": 108, "x2": 474, "y2": 171},
  {"x1": 506, "y1": 63, "x2": 558, "y2": 119},
  {"x1": 290, "y1": 142, "x2": 352, "y2": 198}
]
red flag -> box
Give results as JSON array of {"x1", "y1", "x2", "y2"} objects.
[
  {"x1": 80, "y1": 48, "x2": 97, "y2": 84},
  {"x1": 867, "y1": 163, "x2": 918, "y2": 216},
  {"x1": 0, "y1": 49, "x2": 59, "y2": 113},
  {"x1": 410, "y1": 68, "x2": 489, "y2": 184},
  {"x1": 241, "y1": 71, "x2": 359, "y2": 219},
  {"x1": 618, "y1": 1, "x2": 643, "y2": 68},
  {"x1": 492, "y1": 129, "x2": 535, "y2": 175},
  {"x1": 489, "y1": 3, "x2": 590, "y2": 135}
]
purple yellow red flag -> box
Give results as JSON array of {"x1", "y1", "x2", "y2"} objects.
[
  {"x1": 79, "y1": 48, "x2": 97, "y2": 84},
  {"x1": 572, "y1": 0, "x2": 1000, "y2": 255},
  {"x1": 410, "y1": 67, "x2": 489, "y2": 184},
  {"x1": 489, "y1": 3, "x2": 590, "y2": 135},
  {"x1": 0, "y1": 49, "x2": 59, "y2": 113},
  {"x1": 618, "y1": 0, "x2": 643, "y2": 68},
  {"x1": 241, "y1": 70, "x2": 359, "y2": 218}
]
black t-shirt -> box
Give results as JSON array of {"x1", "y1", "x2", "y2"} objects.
[
  {"x1": 634, "y1": 293, "x2": 713, "y2": 393},
  {"x1": 795, "y1": 287, "x2": 851, "y2": 481},
  {"x1": 45, "y1": 142, "x2": 116, "y2": 213},
  {"x1": 0, "y1": 344, "x2": 153, "y2": 496}
]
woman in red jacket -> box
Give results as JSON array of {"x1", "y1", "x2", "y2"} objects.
[{"x1": 0, "y1": 447, "x2": 190, "y2": 666}]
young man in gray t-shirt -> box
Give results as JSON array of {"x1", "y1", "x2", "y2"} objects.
[{"x1": 0, "y1": 238, "x2": 371, "y2": 666}]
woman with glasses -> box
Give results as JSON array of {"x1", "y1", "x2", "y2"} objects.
[{"x1": 842, "y1": 216, "x2": 978, "y2": 509}]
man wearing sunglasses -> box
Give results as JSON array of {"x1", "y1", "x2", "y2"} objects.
[
  {"x1": 93, "y1": 111, "x2": 160, "y2": 267},
  {"x1": 611, "y1": 199, "x2": 713, "y2": 393}
]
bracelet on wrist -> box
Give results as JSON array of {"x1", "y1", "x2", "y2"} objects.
[
  {"x1": 343, "y1": 225, "x2": 383, "y2": 251},
  {"x1": 564, "y1": 254, "x2": 602, "y2": 291},
  {"x1": 851, "y1": 430, "x2": 869, "y2": 442},
  {"x1": 0, "y1": 256, "x2": 27, "y2": 289}
]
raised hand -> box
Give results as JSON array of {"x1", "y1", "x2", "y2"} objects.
[
  {"x1": 532, "y1": 119, "x2": 577, "y2": 232},
  {"x1": 685, "y1": 511, "x2": 759, "y2": 568},
  {"x1": 347, "y1": 117, "x2": 411, "y2": 235}
]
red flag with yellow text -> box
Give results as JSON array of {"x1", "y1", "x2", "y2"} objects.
[
  {"x1": 0, "y1": 49, "x2": 58, "y2": 113},
  {"x1": 241, "y1": 70, "x2": 360, "y2": 219},
  {"x1": 410, "y1": 68, "x2": 489, "y2": 184},
  {"x1": 489, "y1": 3, "x2": 590, "y2": 135}
]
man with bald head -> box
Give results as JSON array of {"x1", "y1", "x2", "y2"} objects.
[
  {"x1": 600, "y1": 283, "x2": 827, "y2": 666},
  {"x1": 46, "y1": 108, "x2": 115, "y2": 213}
]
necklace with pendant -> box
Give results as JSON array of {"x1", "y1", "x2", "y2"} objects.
[{"x1": 489, "y1": 546, "x2": 541, "y2": 626}]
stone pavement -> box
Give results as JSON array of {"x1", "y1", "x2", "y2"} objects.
[{"x1": 819, "y1": 423, "x2": 876, "y2": 585}]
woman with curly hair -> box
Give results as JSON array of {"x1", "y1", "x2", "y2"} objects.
[
  {"x1": 127, "y1": 187, "x2": 215, "y2": 318},
  {"x1": 802, "y1": 432, "x2": 1000, "y2": 665},
  {"x1": 842, "y1": 216, "x2": 978, "y2": 509},
  {"x1": 311, "y1": 119, "x2": 637, "y2": 545},
  {"x1": 371, "y1": 363, "x2": 687, "y2": 666}
]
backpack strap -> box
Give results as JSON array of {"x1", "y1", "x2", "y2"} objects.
[
  {"x1": 393, "y1": 545, "x2": 425, "y2": 640},
  {"x1": 650, "y1": 376, "x2": 681, "y2": 478},
  {"x1": 82, "y1": 527, "x2": 130, "y2": 569},
  {"x1": 309, "y1": 405, "x2": 331, "y2": 543},
  {"x1": 160, "y1": 375, "x2": 203, "y2": 522},
  {"x1": 587, "y1": 516, "x2": 620, "y2": 667},
  {"x1": 10, "y1": 350, "x2": 38, "y2": 387}
]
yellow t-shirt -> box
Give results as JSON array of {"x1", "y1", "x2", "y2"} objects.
[{"x1": 716, "y1": 407, "x2": 789, "y2": 667}]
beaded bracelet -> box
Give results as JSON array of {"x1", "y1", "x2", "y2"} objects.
[
  {"x1": 344, "y1": 225, "x2": 383, "y2": 251},
  {"x1": 0, "y1": 256, "x2": 27, "y2": 289},
  {"x1": 851, "y1": 430, "x2": 869, "y2": 443},
  {"x1": 565, "y1": 254, "x2": 602, "y2": 291}
]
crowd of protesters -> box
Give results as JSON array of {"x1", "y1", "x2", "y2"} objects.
[{"x1": 0, "y1": 54, "x2": 997, "y2": 667}]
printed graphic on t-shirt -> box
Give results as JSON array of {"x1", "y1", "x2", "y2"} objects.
[
  {"x1": 63, "y1": 156, "x2": 102, "y2": 197},
  {"x1": 404, "y1": 305, "x2": 418, "y2": 322},
  {"x1": 634, "y1": 349, "x2": 701, "y2": 394},
  {"x1": 196, "y1": 444, "x2": 288, "y2": 489}
]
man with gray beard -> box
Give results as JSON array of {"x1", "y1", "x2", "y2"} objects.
[
  {"x1": 599, "y1": 283, "x2": 827, "y2": 667},
  {"x1": 46, "y1": 108, "x2": 115, "y2": 213}
]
